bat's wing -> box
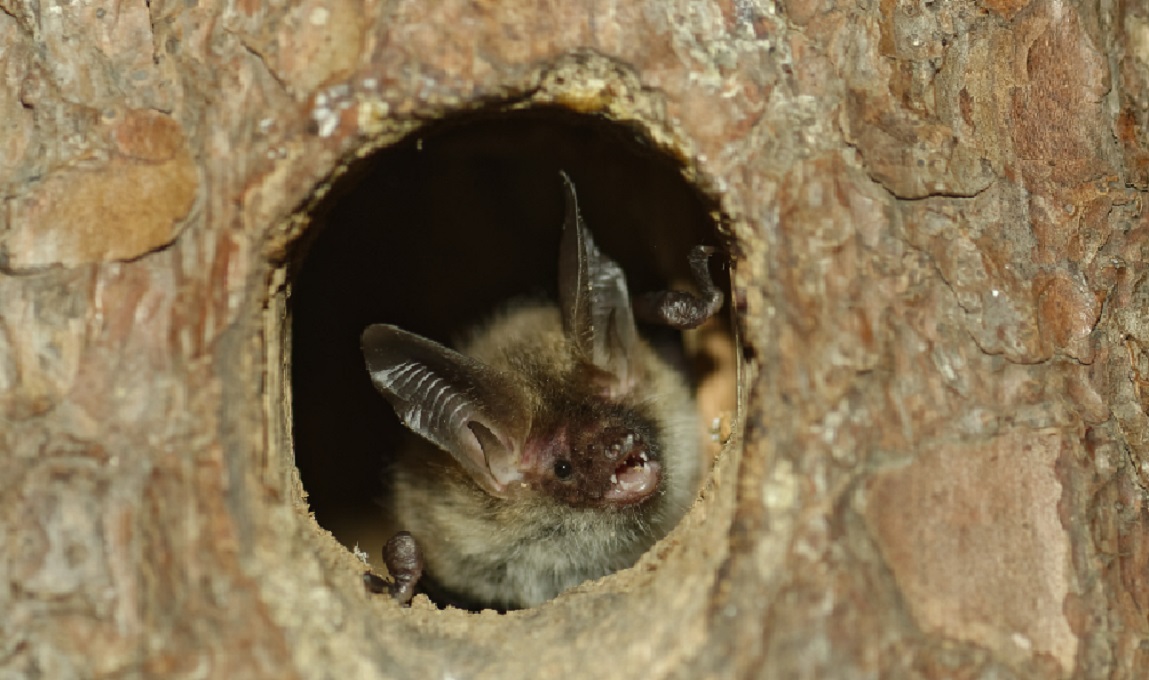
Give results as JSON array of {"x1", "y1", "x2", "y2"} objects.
[
  {"x1": 557, "y1": 172, "x2": 640, "y2": 396},
  {"x1": 361, "y1": 324, "x2": 530, "y2": 497}
]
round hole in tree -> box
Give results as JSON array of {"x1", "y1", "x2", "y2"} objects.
[{"x1": 289, "y1": 106, "x2": 739, "y2": 610}]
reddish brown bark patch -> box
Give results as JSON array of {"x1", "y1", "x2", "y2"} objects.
[{"x1": 865, "y1": 431, "x2": 1076, "y2": 671}]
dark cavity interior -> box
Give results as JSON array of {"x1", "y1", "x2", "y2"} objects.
[{"x1": 290, "y1": 107, "x2": 734, "y2": 569}]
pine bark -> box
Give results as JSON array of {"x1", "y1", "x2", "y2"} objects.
[{"x1": 2, "y1": 0, "x2": 1147, "y2": 678}]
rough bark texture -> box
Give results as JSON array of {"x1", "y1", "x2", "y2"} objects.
[{"x1": 2, "y1": 0, "x2": 1148, "y2": 678}]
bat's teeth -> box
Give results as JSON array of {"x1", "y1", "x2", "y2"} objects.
[{"x1": 605, "y1": 457, "x2": 661, "y2": 502}]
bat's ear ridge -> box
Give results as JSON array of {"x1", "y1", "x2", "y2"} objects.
[
  {"x1": 361, "y1": 324, "x2": 529, "y2": 496},
  {"x1": 556, "y1": 172, "x2": 640, "y2": 395}
]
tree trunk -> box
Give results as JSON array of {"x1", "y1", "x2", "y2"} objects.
[{"x1": 2, "y1": 0, "x2": 1147, "y2": 678}]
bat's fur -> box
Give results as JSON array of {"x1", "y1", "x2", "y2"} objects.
[
  {"x1": 383, "y1": 304, "x2": 700, "y2": 609},
  {"x1": 363, "y1": 175, "x2": 715, "y2": 610}
]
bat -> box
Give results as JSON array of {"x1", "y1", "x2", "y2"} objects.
[{"x1": 361, "y1": 173, "x2": 723, "y2": 610}]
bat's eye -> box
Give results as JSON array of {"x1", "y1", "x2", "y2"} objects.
[{"x1": 553, "y1": 460, "x2": 573, "y2": 480}]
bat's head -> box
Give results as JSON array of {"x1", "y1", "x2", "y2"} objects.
[
  {"x1": 522, "y1": 413, "x2": 662, "y2": 508},
  {"x1": 360, "y1": 319, "x2": 667, "y2": 508},
  {"x1": 361, "y1": 173, "x2": 667, "y2": 508}
]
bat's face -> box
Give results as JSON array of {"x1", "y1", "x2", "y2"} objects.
[{"x1": 518, "y1": 398, "x2": 662, "y2": 509}]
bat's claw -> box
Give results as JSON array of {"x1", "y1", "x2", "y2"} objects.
[
  {"x1": 363, "y1": 571, "x2": 390, "y2": 594},
  {"x1": 635, "y1": 245, "x2": 724, "y2": 329},
  {"x1": 362, "y1": 531, "x2": 424, "y2": 607}
]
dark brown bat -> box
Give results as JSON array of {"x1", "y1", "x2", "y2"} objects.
[{"x1": 361, "y1": 173, "x2": 722, "y2": 610}]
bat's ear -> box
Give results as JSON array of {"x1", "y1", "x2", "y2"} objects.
[
  {"x1": 361, "y1": 324, "x2": 530, "y2": 497},
  {"x1": 557, "y1": 172, "x2": 640, "y2": 396}
]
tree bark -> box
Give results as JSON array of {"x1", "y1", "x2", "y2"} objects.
[{"x1": 2, "y1": 0, "x2": 1147, "y2": 678}]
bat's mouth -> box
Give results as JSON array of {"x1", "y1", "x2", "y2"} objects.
[{"x1": 605, "y1": 449, "x2": 661, "y2": 505}]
